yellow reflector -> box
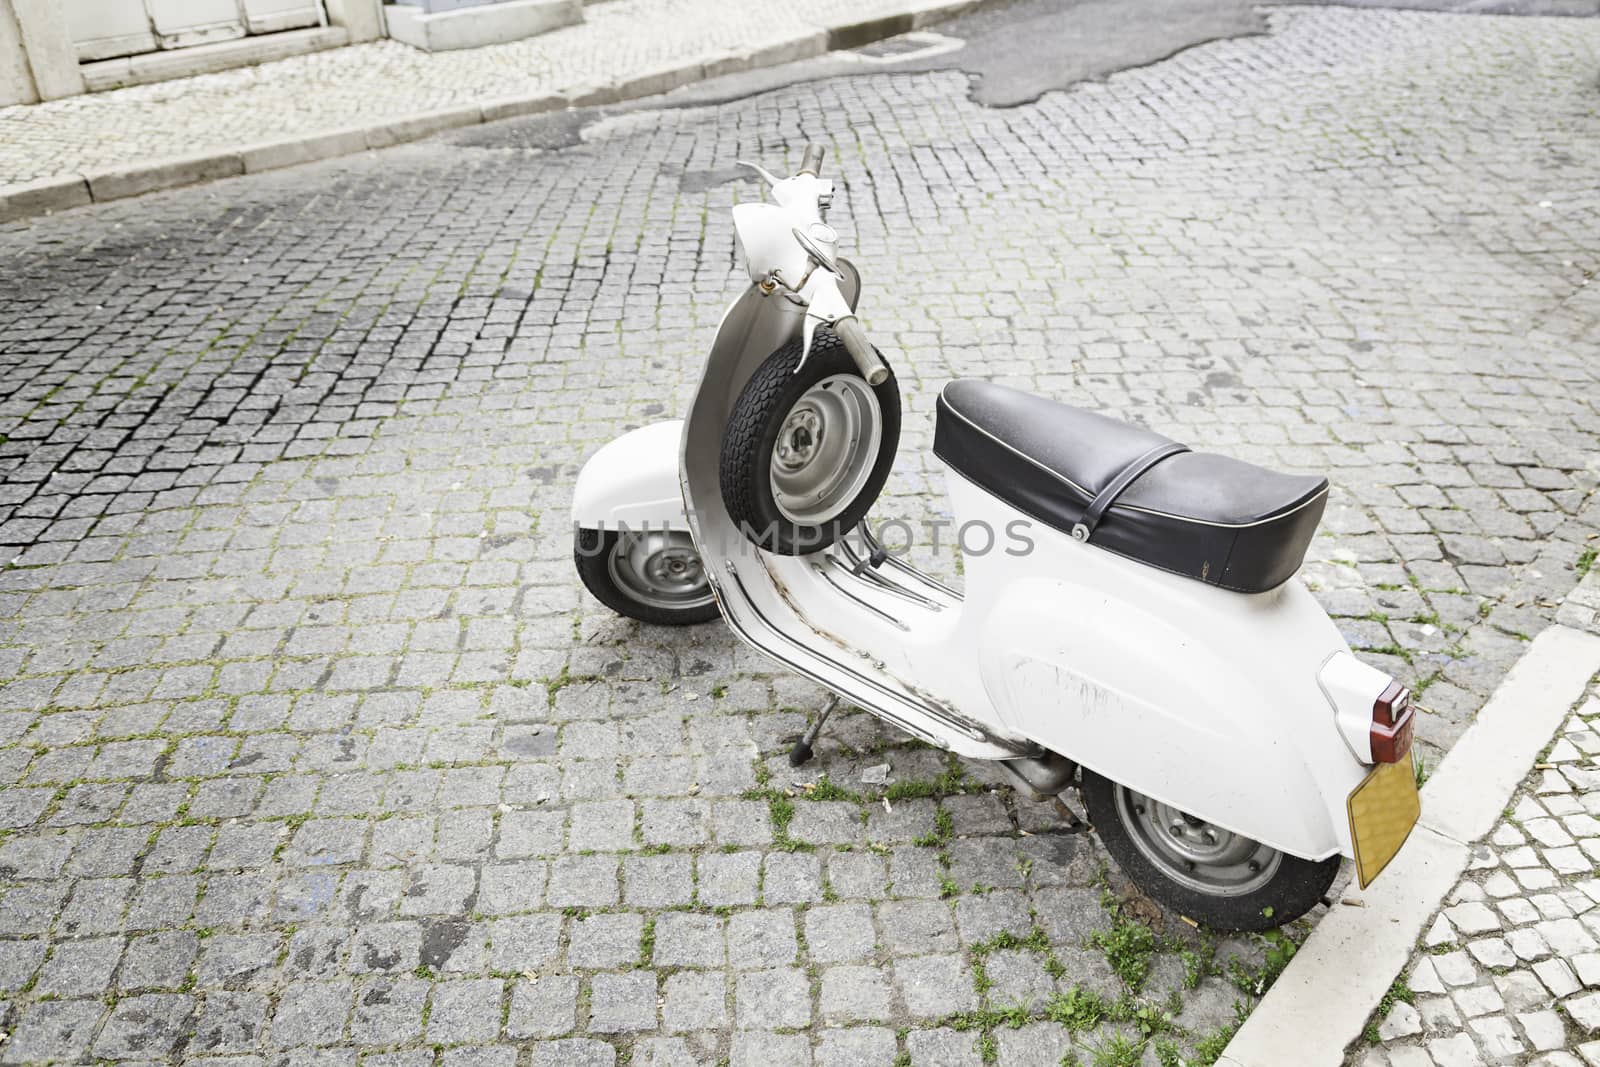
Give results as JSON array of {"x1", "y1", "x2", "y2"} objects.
[{"x1": 1347, "y1": 756, "x2": 1421, "y2": 889}]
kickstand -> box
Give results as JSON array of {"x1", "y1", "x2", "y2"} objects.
[
  {"x1": 1052, "y1": 795, "x2": 1089, "y2": 835},
  {"x1": 789, "y1": 695, "x2": 840, "y2": 767}
]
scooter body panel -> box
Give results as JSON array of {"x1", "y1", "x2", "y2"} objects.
[
  {"x1": 733, "y1": 203, "x2": 813, "y2": 284},
  {"x1": 948, "y1": 473, "x2": 1363, "y2": 860}
]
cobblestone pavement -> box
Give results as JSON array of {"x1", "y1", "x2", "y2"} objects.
[
  {"x1": 1, "y1": 6, "x2": 1599, "y2": 1065},
  {"x1": 1352, "y1": 670, "x2": 1600, "y2": 1064},
  {"x1": 0, "y1": 0, "x2": 951, "y2": 187}
]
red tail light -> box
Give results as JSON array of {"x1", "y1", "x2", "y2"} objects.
[{"x1": 1370, "y1": 680, "x2": 1414, "y2": 764}]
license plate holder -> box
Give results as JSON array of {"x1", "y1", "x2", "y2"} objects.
[{"x1": 1347, "y1": 757, "x2": 1421, "y2": 888}]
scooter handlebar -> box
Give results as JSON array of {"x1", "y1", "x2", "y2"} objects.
[
  {"x1": 799, "y1": 143, "x2": 826, "y2": 177},
  {"x1": 833, "y1": 316, "x2": 890, "y2": 387}
]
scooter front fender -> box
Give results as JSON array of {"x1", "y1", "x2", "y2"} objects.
[{"x1": 571, "y1": 420, "x2": 688, "y2": 531}]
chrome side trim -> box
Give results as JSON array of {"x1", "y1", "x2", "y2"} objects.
[
  {"x1": 823, "y1": 552, "x2": 945, "y2": 611},
  {"x1": 717, "y1": 563, "x2": 1030, "y2": 754},
  {"x1": 854, "y1": 523, "x2": 964, "y2": 601},
  {"x1": 812, "y1": 560, "x2": 910, "y2": 631}
]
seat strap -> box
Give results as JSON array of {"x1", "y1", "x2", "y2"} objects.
[{"x1": 1071, "y1": 443, "x2": 1190, "y2": 543}]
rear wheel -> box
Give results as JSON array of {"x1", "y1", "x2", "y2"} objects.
[
  {"x1": 574, "y1": 528, "x2": 720, "y2": 626},
  {"x1": 1080, "y1": 767, "x2": 1339, "y2": 932}
]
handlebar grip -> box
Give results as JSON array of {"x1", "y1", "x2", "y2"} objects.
[
  {"x1": 800, "y1": 143, "x2": 826, "y2": 177},
  {"x1": 833, "y1": 316, "x2": 890, "y2": 387}
]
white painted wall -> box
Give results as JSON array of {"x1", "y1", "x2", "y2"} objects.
[
  {"x1": 5, "y1": 0, "x2": 85, "y2": 101},
  {"x1": 324, "y1": 0, "x2": 384, "y2": 41},
  {"x1": 0, "y1": 1, "x2": 38, "y2": 106}
]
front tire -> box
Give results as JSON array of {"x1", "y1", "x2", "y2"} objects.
[
  {"x1": 1080, "y1": 768, "x2": 1339, "y2": 932},
  {"x1": 719, "y1": 326, "x2": 900, "y2": 555},
  {"x1": 575, "y1": 528, "x2": 720, "y2": 626}
]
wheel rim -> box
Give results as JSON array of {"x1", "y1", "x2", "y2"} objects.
[
  {"x1": 606, "y1": 531, "x2": 715, "y2": 612},
  {"x1": 769, "y1": 374, "x2": 883, "y2": 526},
  {"x1": 1113, "y1": 785, "x2": 1283, "y2": 897}
]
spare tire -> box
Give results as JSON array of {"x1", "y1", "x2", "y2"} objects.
[{"x1": 719, "y1": 326, "x2": 900, "y2": 555}]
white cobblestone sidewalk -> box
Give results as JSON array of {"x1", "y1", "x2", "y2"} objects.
[
  {"x1": 1356, "y1": 576, "x2": 1600, "y2": 1066},
  {"x1": 0, "y1": 0, "x2": 963, "y2": 188}
]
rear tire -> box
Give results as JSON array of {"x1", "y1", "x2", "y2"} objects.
[
  {"x1": 1080, "y1": 768, "x2": 1339, "y2": 932},
  {"x1": 574, "y1": 528, "x2": 720, "y2": 626},
  {"x1": 719, "y1": 327, "x2": 900, "y2": 555}
]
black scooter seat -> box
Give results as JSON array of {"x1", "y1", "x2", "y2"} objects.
[{"x1": 933, "y1": 380, "x2": 1328, "y2": 594}]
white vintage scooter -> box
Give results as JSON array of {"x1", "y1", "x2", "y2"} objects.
[{"x1": 571, "y1": 144, "x2": 1420, "y2": 931}]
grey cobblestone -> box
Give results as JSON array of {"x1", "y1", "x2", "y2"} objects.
[
  {"x1": 738, "y1": 968, "x2": 813, "y2": 1029},
  {"x1": 2, "y1": 999, "x2": 105, "y2": 1064},
  {"x1": 0, "y1": 7, "x2": 1598, "y2": 1067},
  {"x1": 588, "y1": 972, "x2": 658, "y2": 1033},
  {"x1": 506, "y1": 975, "x2": 578, "y2": 1039},
  {"x1": 349, "y1": 978, "x2": 429, "y2": 1044},
  {"x1": 92, "y1": 994, "x2": 194, "y2": 1058}
]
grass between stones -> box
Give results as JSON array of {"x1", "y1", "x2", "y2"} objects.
[{"x1": 723, "y1": 739, "x2": 1309, "y2": 1065}]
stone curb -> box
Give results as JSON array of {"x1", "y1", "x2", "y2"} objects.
[
  {"x1": 0, "y1": 174, "x2": 92, "y2": 223},
  {"x1": 0, "y1": 0, "x2": 988, "y2": 224},
  {"x1": 1219, "y1": 617, "x2": 1600, "y2": 1067}
]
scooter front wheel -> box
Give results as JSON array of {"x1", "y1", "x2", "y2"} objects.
[
  {"x1": 574, "y1": 528, "x2": 721, "y2": 626},
  {"x1": 1080, "y1": 768, "x2": 1339, "y2": 932},
  {"x1": 720, "y1": 326, "x2": 901, "y2": 554}
]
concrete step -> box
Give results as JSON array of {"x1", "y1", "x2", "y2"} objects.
[{"x1": 383, "y1": 0, "x2": 583, "y2": 52}]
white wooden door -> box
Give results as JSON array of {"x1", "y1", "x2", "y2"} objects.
[
  {"x1": 64, "y1": 0, "x2": 158, "y2": 62},
  {"x1": 240, "y1": 0, "x2": 325, "y2": 34},
  {"x1": 145, "y1": 0, "x2": 245, "y2": 49},
  {"x1": 65, "y1": 0, "x2": 326, "y2": 61}
]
